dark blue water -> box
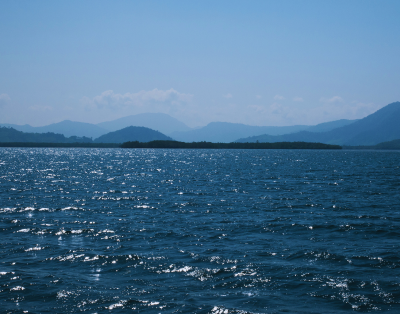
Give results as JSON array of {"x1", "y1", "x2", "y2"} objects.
[{"x1": 1, "y1": 148, "x2": 400, "y2": 313}]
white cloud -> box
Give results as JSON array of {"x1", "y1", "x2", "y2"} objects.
[
  {"x1": 0, "y1": 93, "x2": 11, "y2": 106},
  {"x1": 293, "y1": 97, "x2": 303, "y2": 102},
  {"x1": 83, "y1": 88, "x2": 193, "y2": 110},
  {"x1": 274, "y1": 94, "x2": 285, "y2": 100},
  {"x1": 255, "y1": 95, "x2": 262, "y2": 99},
  {"x1": 320, "y1": 96, "x2": 343, "y2": 103},
  {"x1": 248, "y1": 104, "x2": 264, "y2": 112},
  {"x1": 223, "y1": 93, "x2": 233, "y2": 99}
]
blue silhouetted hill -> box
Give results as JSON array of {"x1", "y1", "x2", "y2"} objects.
[
  {"x1": 170, "y1": 122, "x2": 310, "y2": 143},
  {"x1": 169, "y1": 119, "x2": 357, "y2": 143},
  {"x1": 0, "y1": 127, "x2": 92, "y2": 143},
  {"x1": 0, "y1": 114, "x2": 189, "y2": 138},
  {"x1": 94, "y1": 126, "x2": 173, "y2": 143},
  {"x1": 374, "y1": 139, "x2": 400, "y2": 149},
  {"x1": 305, "y1": 119, "x2": 357, "y2": 133},
  {"x1": 1, "y1": 114, "x2": 357, "y2": 143},
  {"x1": 97, "y1": 113, "x2": 191, "y2": 135},
  {"x1": 236, "y1": 102, "x2": 400, "y2": 146},
  {"x1": 0, "y1": 120, "x2": 108, "y2": 138}
]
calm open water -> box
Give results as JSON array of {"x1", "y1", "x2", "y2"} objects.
[{"x1": 0, "y1": 148, "x2": 400, "y2": 313}]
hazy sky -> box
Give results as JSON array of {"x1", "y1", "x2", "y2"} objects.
[{"x1": 1, "y1": 0, "x2": 400, "y2": 127}]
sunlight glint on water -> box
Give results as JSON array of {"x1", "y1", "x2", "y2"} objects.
[{"x1": 0, "y1": 148, "x2": 400, "y2": 313}]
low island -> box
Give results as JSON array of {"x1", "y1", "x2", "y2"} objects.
[
  {"x1": 120, "y1": 140, "x2": 342, "y2": 149},
  {"x1": 0, "y1": 140, "x2": 342, "y2": 149}
]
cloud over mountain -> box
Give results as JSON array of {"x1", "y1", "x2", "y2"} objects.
[
  {"x1": 320, "y1": 96, "x2": 343, "y2": 103},
  {"x1": 82, "y1": 89, "x2": 193, "y2": 110}
]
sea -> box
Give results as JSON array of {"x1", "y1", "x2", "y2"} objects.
[{"x1": 0, "y1": 148, "x2": 399, "y2": 313}]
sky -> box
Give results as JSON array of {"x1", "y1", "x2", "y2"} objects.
[{"x1": 1, "y1": 0, "x2": 400, "y2": 128}]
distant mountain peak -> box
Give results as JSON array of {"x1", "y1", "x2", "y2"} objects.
[
  {"x1": 94, "y1": 126, "x2": 173, "y2": 143},
  {"x1": 97, "y1": 113, "x2": 191, "y2": 135}
]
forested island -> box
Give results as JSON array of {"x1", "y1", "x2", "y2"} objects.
[
  {"x1": 120, "y1": 140, "x2": 342, "y2": 149},
  {"x1": 5, "y1": 139, "x2": 400, "y2": 149},
  {"x1": 0, "y1": 140, "x2": 342, "y2": 149}
]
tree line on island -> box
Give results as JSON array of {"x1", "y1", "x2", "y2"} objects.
[
  {"x1": 0, "y1": 140, "x2": 341, "y2": 149},
  {"x1": 4, "y1": 138, "x2": 400, "y2": 150},
  {"x1": 120, "y1": 141, "x2": 341, "y2": 149}
]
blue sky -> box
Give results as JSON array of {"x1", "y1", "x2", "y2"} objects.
[{"x1": 1, "y1": 0, "x2": 399, "y2": 127}]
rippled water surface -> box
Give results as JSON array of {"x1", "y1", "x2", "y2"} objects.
[{"x1": 1, "y1": 148, "x2": 400, "y2": 313}]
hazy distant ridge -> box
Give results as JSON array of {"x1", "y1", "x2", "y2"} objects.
[
  {"x1": 0, "y1": 125, "x2": 173, "y2": 144},
  {"x1": 305, "y1": 119, "x2": 357, "y2": 133},
  {"x1": 170, "y1": 122, "x2": 309, "y2": 143},
  {"x1": 0, "y1": 113, "x2": 190, "y2": 139},
  {"x1": 0, "y1": 120, "x2": 108, "y2": 139},
  {"x1": 236, "y1": 102, "x2": 400, "y2": 146},
  {"x1": 0, "y1": 114, "x2": 357, "y2": 143},
  {"x1": 171, "y1": 119, "x2": 357, "y2": 143},
  {"x1": 0, "y1": 127, "x2": 92, "y2": 143},
  {"x1": 3, "y1": 103, "x2": 400, "y2": 146}
]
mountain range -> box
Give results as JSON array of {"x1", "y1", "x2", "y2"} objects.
[
  {"x1": 0, "y1": 101, "x2": 399, "y2": 145},
  {"x1": 170, "y1": 119, "x2": 356, "y2": 143},
  {"x1": 0, "y1": 125, "x2": 171, "y2": 144},
  {"x1": 0, "y1": 113, "x2": 189, "y2": 140},
  {"x1": 0, "y1": 127, "x2": 92, "y2": 143},
  {"x1": 236, "y1": 101, "x2": 400, "y2": 145},
  {"x1": 0, "y1": 114, "x2": 357, "y2": 143}
]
